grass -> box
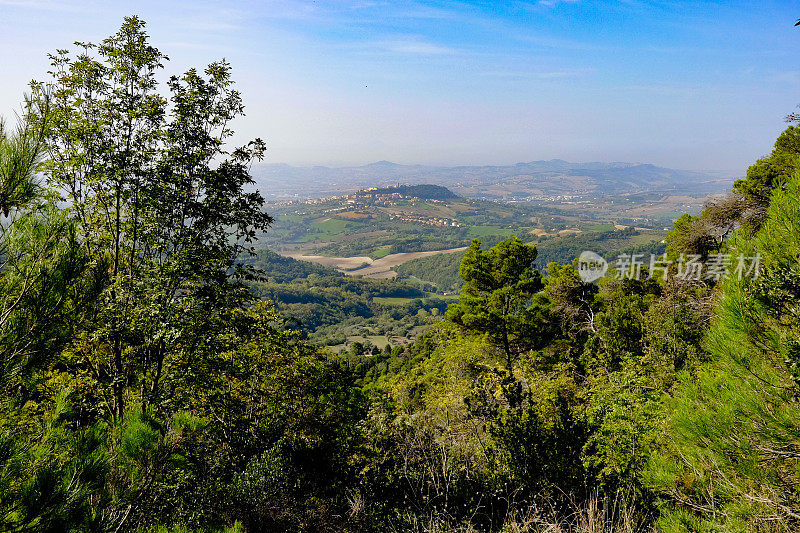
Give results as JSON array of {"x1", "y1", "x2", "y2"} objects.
[
  {"x1": 659, "y1": 210, "x2": 691, "y2": 220},
  {"x1": 313, "y1": 218, "x2": 350, "y2": 235},
  {"x1": 432, "y1": 293, "x2": 459, "y2": 300},
  {"x1": 627, "y1": 232, "x2": 667, "y2": 246},
  {"x1": 338, "y1": 210, "x2": 371, "y2": 220},
  {"x1": 359, "y1": 335, "x2": 392, "y2": 348},
  {"x1": 296, "y1": 218, "x2": 354, "y2": 242},
  {"x1": 373, "y1": 296, "x2": 415, "y2": 305},
  {"x1": 467, "y1": 225, "x2": 520, "y2": 238},
  {"x1": 387, "y1": 491, "x2": 651, "y2": 533},
  {"x1": 373, "y1": 294, "x2": 456, "y2": 306},
  {"x1": 371, "y1": 246, "x2": 392, "y2": 259}
]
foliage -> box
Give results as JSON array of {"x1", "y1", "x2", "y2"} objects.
[
  {"x1": 645, "y1": 169, "x2": 800, "y2": 531},
  {"x1": 446, "y1": 238, "x2": 546, "y2": 369},
  {"x1": 29, "y1": 16, "x2": 273, "y2": 421},
  {"x1": 734, "y1": 125, "x2": 800, "y2": 206},
  {"x1": 243, "y1": 248, "x2": 343, "y2": 283},
  {"x1": 393, "y1": 251, "x2": 466, "y2": 293}
]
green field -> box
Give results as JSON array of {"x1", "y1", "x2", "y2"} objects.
[
  {"x1": 371, "y1": 246, "x2": 392, "y2": 259},
  {"x1": 467, "y1": 225, "x2": 520, "y2": 238},
  {"x1": 372, "y1": 296, "x2": 415, "y2": 305},
  {"x1": 628, "y1": 232, "x2": 667, "y2": 246},
  {"x1": 297, "y1": 218, "x2": 354, "y2": 242},
  {"x1": 277, "y1": 213, "x2": 305, "y2": 224},
  {"x1": 373, "y1": 294, "x2": 458, "y2": 306},
  {"x1": 313, "y1": 218, "x2": 350, "y2": 234}
]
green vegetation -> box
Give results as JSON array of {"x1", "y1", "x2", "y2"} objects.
[
  {"x1": 446, "y1": 237, "x2": 546, "y2": 368},
  {"x1": 466, "y1": 224, "x2": 518, "y2": 238},
  {"x1": 644, "y1": 133, "x2": 800, "y2": 530},
  {"x1": 4, "y1": 17, "x2": 800, "y2": 533},
  {"x1": 584, "y1": 223, "x2": 617, "y2": 232},
  {"x1": 242, "y1": 248, "x2": 344, "y2": 282},
  {"x1": 238, "y1": 250, "x2": 454, "y2": 348},
  {"x1": 370, "y1": 245, "x2": 392, "y2": 259},
  {"x1": 249, "y1": 274, "x2": 449, "y2": 343},
  {"x1": 393, "y1": 250, "x2": 466, "y2": 292},
  {"x1": 263, "y1": 185, "x2": 543, "y2": 258},
  {"x1": 298, "y1": 217, "x2": 352, "y2": 242},
  {"x1": 371, "y1": 296, "x2": 415, "y2": 305},
  {"x1": 535, "y1": 227, "x2": 667, "y2": 268},
  {"x1": 390, "y1": 228, "x2": 667, "y2": 291}
]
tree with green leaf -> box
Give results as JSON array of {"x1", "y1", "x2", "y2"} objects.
[
  {"x1": 29, "y1": 16, "x2": 273, "y2": 421},
  {"x1": 646, "y1": 168, "x2": 800, "y2": 531},
  {"x1": 0, "y1": 100, "x2": 46, "y2": 217},
  {"x1": 0, "y1": 96, "x2": 90, "y2": 394},
  {"x1": 734, "y1": 125, "x2": 800, "y2": 207},
  {"x1": 446, "y1": 237, "x2": 547, "y2": 369}
]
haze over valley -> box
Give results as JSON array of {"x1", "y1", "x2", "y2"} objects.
[{"x1": 255, "y1": 158, "x2": 732, "y2": 200}]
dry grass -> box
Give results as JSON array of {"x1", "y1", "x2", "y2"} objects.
[
  {"x1": 338, "y1": 211, "x2": 371, "y2": 220},
  {"x1": 389, "y1": 492, "x2": 652, "y2": 533}
]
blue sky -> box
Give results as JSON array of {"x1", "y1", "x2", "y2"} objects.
[{"x1": 1, "y1": 0, "x2": 799, "y2": 173}]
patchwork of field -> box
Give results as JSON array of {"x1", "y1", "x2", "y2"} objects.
[{"x1": 278, "y1": 247, "x2": 467, "y2": 278}]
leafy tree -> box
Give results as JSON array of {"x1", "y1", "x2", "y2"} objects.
[
  {"x1": 666, "y1": 128, "x2": 800, "y2": 260},
  {"x1": 545, "y1": 263, "x2": 597, "y2": 340},
  {"x1": 0, "y1": 100, "x2": 89, "y2": 394},
  {"x1": 109, "y1": 303, "x2": 367, "y2": 530},
  {"x1": 446, "y1": 238, "x2": 546, "y2": 369},
  {"x1": 641, "y1": 279, "x2": 711, "y2": 384},
  {"x1": 29, "y1": 16, "x2": 273, "y2": 421},
  {"x1": 362, "y1": 324, "x2": 502, "y2": 529},
  {"x1": 665, "y1": 194, "x2": 767, "y2": 262},
  {"x1": 393, "y1": 250, "x2": 465, "y2": 293},
  {"x1": 734, "y1": 125, "x2": 800, "y2": 208},
  {"x1": 665, "y1": 213, "x2": 719, "y2": 259},
  {"x1": 468, "y1": 364, "x2": 587, "y2": 509},
  {"x1": 0, "y1": 100, "x2": 47, "y2": 216}
]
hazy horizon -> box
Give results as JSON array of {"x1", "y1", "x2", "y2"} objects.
[
  {"x1": 253, "y1": 158, "x2": 737, "y2": 177},
  {"x1": 2, "y1": 0, "x2": 798, "y2": 175}
]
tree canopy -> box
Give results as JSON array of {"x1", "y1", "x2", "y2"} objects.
[{"x1": 446, "y1": 237, "x2": 547, "y2": 368}]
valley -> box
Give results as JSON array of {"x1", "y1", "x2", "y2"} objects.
[
  {"x1": 277, "y1": 247, "x2": 467, "y2": 279},
  {"x1": 254, "y1": 182, "x2": 698, "y2": 352}
]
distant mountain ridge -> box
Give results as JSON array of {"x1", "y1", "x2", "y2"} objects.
[{"x1": 253, "y1": 159, "x2": 734, "y2": 200}]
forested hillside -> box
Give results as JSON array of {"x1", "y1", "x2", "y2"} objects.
[{"x1": 2, "y1": 17, "x2": 800, "y2": 533}]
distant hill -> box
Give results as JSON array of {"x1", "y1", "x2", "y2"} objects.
[
  {"x1": 253, "y1": 159, "x2": 734, "y2": 200},
  {"x1": 367, "y1": 184, "x2": 458, "y2": 200}
]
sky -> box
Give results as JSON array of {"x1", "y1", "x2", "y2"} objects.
[{"x1": 1, "y1": 1, "x2": 799, "y2": 174}]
